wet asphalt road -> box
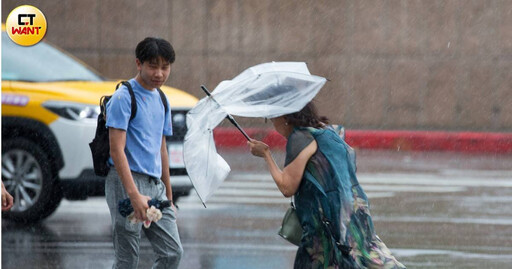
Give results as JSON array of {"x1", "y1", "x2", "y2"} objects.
[{"x1": 2, "y1": 149, "x2": 512, "y2": 269}]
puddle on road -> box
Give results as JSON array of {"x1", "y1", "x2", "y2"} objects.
[{"x1": 394, "y1": 248, "x2": 512, "y2": 260}]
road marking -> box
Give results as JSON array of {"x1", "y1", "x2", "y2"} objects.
[
  {"x1": 59, "y1": 172, "x2": 509, "y2": 210},
  {"x1": 358, "y1": 174, "x2": 512, "y2": 187},
  {"x1": 183, "y1": 242, "x2": 297, "y2": 251},
  {"x1": 1, "y1": 241, "x2": 297, "y2": 253},
  {"x1": 179, "y1": 172, "x2": 482, "y2": 206},
  {"x1": 7, "y1": 240, "x2": 512, "y2": 261},
  {"x1": 393, "y1": 248, "x2": 512, "y2": 259},
  {"x1": 440, "y1": 169, "x2": 512, "y2": 178},
  {"x1": 361, "y1": 185, "x2": 465, "y2": 193},
  {"x1": 181, "y1": 191, "x2": 396, "y2": 205},
  {"x1": 214, "y1": 188, "x2": 283, "y2": 197},
  {"x1": 219, "y1": 183, "x2": 465, "y2": 193},
  {"x1": 372, "y1": 216, "x2": 512, "y2": 226},
  {"x1": 221, "y1": 181, "x2": 280, "y2": 189},
  {"x1": 374, "y1": 216, "x2": 512, "y2": 225},
  {"x1": 230, "y1": 173, "x2": 512, "y2": 187}
]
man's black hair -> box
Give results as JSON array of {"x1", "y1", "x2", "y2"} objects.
[{"x1": 135, "y1": 37, "x2": 175, "y2": 64}]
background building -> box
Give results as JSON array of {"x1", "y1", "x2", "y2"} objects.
[{"x1": 2, "y1": 0, "x2": 511, "y2": 131}]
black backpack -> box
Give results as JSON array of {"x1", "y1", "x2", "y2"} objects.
[{"x1": 89, "y1": 81, "x2": 169, "y2": 177}]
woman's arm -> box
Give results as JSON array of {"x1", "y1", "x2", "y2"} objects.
[{"x1": 248, "y1": 139, "x2": 317, "y2": 197}]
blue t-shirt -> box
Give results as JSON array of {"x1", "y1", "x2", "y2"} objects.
[{"x1": 106, "y1": 79, "x2": 173, "y2": 178}]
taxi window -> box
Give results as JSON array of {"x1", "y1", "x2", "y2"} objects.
[{"x1": 1, "y1": 33, "x2": 103, "y2": 82}]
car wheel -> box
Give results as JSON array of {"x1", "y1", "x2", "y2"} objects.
[{"x1": 2, "y1": 138, "x2": 62, "y2": 223}]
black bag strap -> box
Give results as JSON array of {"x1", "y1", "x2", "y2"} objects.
[
  {"x1": 114, "y1": 81, "x2": 168, "y2": 119},
  {"x1": 99, "y1": 95, "x2": 108, "y2": 117},
  {"x1": 156, "y1": 87, "x2": 169, "y2": 113},
  {"x1": 321, "y1": 216, "x2": 352, "y2": 256},
  {"x1": 116, "y1": 81, "x2": 137, "y2": 121}
]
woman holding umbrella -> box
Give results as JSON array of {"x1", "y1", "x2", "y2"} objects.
[{"x1": 248, "y1": 102, "x2": 405, "y2": 269}]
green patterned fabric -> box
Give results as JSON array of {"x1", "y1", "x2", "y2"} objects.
[{"x1": 287, "y1": 126, "x2": 405, "y2": 269}]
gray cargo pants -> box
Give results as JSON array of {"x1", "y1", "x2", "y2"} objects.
[{"x1": 105, "y1": 169, "x2": 183, "y2": 269}]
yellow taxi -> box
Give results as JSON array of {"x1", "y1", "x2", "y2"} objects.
[{"x1": 1, "y1": 29, "x2": 197, "y2": 222}]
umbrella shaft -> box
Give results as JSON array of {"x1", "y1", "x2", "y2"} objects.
[
  {"x1": 226, "y1": 115, "x2": 251, "y2": 141},
  {"x1": 201, "y1": 85, "x2": 251, "y2": 141}
]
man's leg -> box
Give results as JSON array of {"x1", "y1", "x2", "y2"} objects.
[
  {"x1": 106, "y1": 169, "x2": 143, "y2": 269},
  {"x1": 144, "y1": 182, "x2": 183, "y2": 269},
  {"x1": 111, "y1": 224, "x2": 142, "y2": 269}
]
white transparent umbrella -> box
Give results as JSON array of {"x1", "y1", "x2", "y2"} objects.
[{"x1": 184, "y1": 62, "x2": 327, "y2": 206}]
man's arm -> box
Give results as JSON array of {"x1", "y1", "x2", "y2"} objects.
[
  {"x1": 160, "y1": 136, "x2": 176, "y2": 211},
  {"x1": 109, "y1": 128, "x2": 150, "y2": 221},
  {"x1": 160, "y1": 136, "x2": 173, "y2": 200}
]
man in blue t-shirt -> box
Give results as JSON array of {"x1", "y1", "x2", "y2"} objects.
[{"x1": 105, "y1": 37, "x2": 182, "y2": 269}]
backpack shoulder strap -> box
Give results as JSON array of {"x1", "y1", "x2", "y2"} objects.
[
  {"x1": 116, "y1": 81, "x2": 137, "y2": 121},
  {"x1": 156, "y1": 88, "x2": 169, "y2": 113}
]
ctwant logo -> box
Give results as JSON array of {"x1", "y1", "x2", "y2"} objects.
[{"x1": 6, "y1": 5, "x2": 47, "y2": 46}]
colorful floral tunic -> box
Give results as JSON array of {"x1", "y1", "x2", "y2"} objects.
[{"x1": 287, "y1": 126, "x2": 405, "y2": 269}]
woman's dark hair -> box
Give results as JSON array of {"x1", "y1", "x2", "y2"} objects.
[
  {"x1": 135, "y1": 37, "x2": 175, "y2": 64},
  {"x1": 284, "y1": 102, "x2": 329, "y2": 128}
]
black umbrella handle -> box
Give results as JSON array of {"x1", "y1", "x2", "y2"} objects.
[{"x1": 200, "y1": 85, "x2": 251, "y2": 141}]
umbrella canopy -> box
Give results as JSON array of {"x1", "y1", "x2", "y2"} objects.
[{"x1": 184, "y1": 62, "x2": 327, "y2": 205}]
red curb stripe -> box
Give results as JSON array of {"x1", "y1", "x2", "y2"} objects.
[
  {"x1": 213, "y1": 128, "x2": 286, "y2": 150},
  {"x1": 213, "y1": 128, "x2": 512, "y2": 154}
]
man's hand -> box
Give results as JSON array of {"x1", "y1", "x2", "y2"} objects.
[
  {"x1": 166, "y1": 192, "x2": 177, "y2": 215},
  {"x1": 171, "y1": 203, "x2": 178, "y2": 215},
  {"x1": 1, "y1": 182, "x2": 14, "y2": 211},
  {"x1": 129, "y1": 193, "x2": 151, "y2": 221}
]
